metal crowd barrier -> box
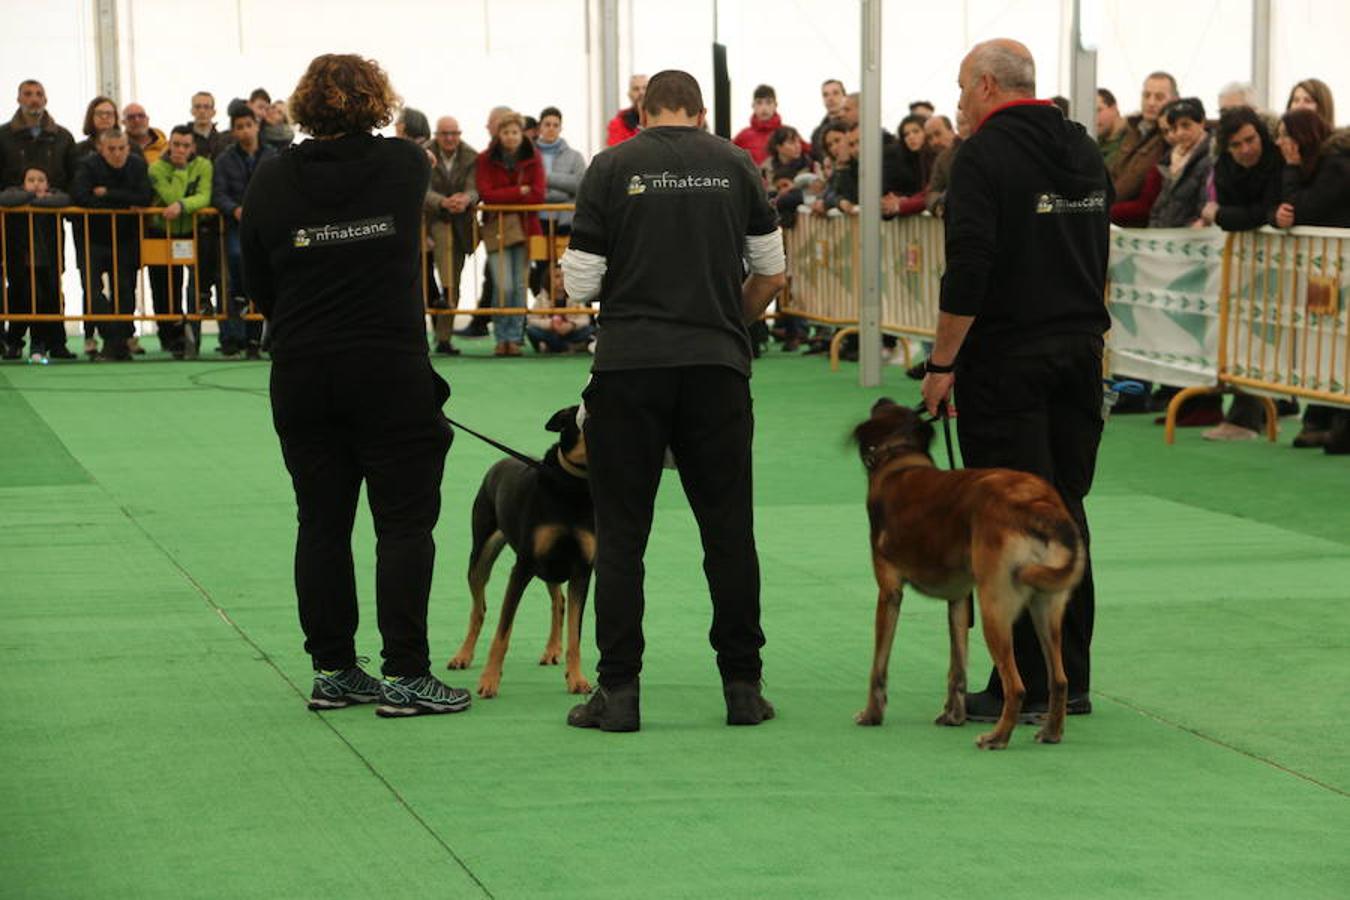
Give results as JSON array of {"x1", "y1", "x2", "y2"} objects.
[
  {"x1": 426, "y1": 202, "x2": 591, "y2": 320},
  {"x1": 781, "y1": 212, "x2": 944, "y2": 369},
  {"x1": 0, "y1": 206, "x2": 261, "y2": 330},
  {"x1": 1160, "y1": 226, "x2": 1349, "y2": 442}
]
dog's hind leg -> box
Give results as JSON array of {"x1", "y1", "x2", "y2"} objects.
[
  {"x1": 1028, "y1": 592, "x2": 1071, "y2": 744},
  {"x1": 855, "y1": 559, "x2": 903, "y2": 726},
  {"x1": 540, "y1": 583, "x2": 564, "y2": 665},
  {"x1": 563, "y1": 571, "x2": 593, "y2": 694},
  {"x1": 974, "y1": 580, "x2": 1025, "y2": 750},
  {"x1": 935, "y1": 593, "x2": 972, "y2": 726},
  {"x1": 477, "y1": 560, "x2": 532, "y2": 698},
  {"x1": 449, "y1": 529, "x2": 507, "y2": 670}
]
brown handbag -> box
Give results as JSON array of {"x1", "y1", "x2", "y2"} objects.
[{"x1": 481, "y1": 210, "x2": 526, "y2": 252}]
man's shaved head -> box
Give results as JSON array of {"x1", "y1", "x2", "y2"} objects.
[{"x1": 964, "y1": 39, "x2": 1036, "y2": 96}]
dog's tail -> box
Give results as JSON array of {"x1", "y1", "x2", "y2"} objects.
[{"x1": 1018, "y1": 519, "x2": 1085, "y2": 592}]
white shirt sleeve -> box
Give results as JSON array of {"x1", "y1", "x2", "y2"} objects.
[
  {"x1": 745, "y1": 228, "x2": 786, "y2": 276},
  {"x1": 561, "y1": 248, "x2": 607, "y2": 303}
]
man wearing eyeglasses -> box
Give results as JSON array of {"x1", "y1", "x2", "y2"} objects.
[
  {"x1": 424, "y1": 116, "x2": 478, "y2": 356},
  {"x1": 123, "y1": 103, "x2": 167, "y2": 165}
]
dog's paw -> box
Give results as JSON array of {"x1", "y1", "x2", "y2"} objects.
[
  {"x1": 447, "y1": 653, "x2": 473, "y2": 670},
  {"x1": 538, "y1": 648, "x2": 562, "y2": 666},
  {"x1": 476, "y1": 675, "x2": 501, "y2": 698},
  {"x1": 934, "y1": 709, "x2": 966, "y2": 727},
  {"x1": 975, "y1": 731, "x2": 1010, "y2": 750},
  {"x1": 566, "y1": 674, "x2": 593, "y2": 694},
  {"x1": 1034, "y1": 728, "x2": 1063, "y2": 745},
  {"x1": 854, "y1": 708, "x2": 884, "y2": 726}
]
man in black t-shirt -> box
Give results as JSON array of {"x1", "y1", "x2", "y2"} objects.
[{"x1": 561, "y1": 70, "x2": 787, "y2": 732}]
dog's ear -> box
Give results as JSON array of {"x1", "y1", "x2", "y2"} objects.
[
  {"x1": 872, "y1": 396, "x2": 899, "y2": 413},
  {"x1": 545, "y1": 406, "x2": 578, "y2": 433}
]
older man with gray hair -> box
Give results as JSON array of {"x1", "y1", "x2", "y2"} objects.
[{"x1": 921, "y1": 38, "x2": 1112, "y2": 732}]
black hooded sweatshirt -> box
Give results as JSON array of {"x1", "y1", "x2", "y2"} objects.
[
  {"x1": 239, "y1": 133, "x2": 430, "y2": 361},
  {"x1": 940, "y1": 101, "x2": 1112, "y2": 357}
]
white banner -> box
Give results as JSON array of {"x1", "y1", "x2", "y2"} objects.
[{"x1": 1106, "y1": 226, "x2": 1227, "y2": 387}]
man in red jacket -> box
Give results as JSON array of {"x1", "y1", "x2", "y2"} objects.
[
  {"x1": 732, "y1": 84, "x2": 783, "y2": 165},
  {"x1": 606, "y1": 74, "x2": 648, "y2": 146}
]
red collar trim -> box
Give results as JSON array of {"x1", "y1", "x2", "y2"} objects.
[{"x1": 976, "y1": 98, "x2": 1056, "y2": 133}]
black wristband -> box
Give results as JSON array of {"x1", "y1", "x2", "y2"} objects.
[{"x1": 925, "y1": 359, "x2": 955, "y2": 374}]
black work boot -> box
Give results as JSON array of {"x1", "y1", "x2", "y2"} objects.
[
  {"x1": 724, "y1": 680, "x2": 775, "y2": 726},
  {"x1": 567, "y1": 681, "x2": 640, "y2": 732}
]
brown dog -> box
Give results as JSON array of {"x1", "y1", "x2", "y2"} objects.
[{"x1": 851, "y1": 399, "x2": 1084, "y2": 749}]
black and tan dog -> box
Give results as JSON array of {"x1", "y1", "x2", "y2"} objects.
[
  {"x1": 447, "y1": 406, "x2": 594, "y2": 698},
  {"x1": 851, "y1": 398, "x2": 1084, "y2": 749}
]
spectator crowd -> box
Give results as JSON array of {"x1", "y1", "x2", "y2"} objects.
[{"x1": 0, "y1": 66, "x2": 1345, "y2": 450}]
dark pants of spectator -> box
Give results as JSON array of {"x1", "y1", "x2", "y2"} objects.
[
  {"x1": 270, "y1": 353, "x2": 453, "y2": 677},
  {"x1": 221, "y1": 228, "x2": 262, "y2": 351},
  {"x1": 3, "y1": 264, "x2": 64, "y2": 353},
  {"x1": 431, "y1": 245, "x2": 467, "y2": 345},
  {"x1": 582, "y1": 365, "x2": 764, "y2": 689},
  {"x1": 955, "y1": 334, "x2": 1103, "y2": 700},
  {"x1": 72, "y1": 221, "x2": 98, "y2": 344},
  {"x1": 526, "y1": 323, "x2": 593, "y2": 354},
  {"x1": 147, "y1": 260, "x2": 189, "y2": 353},
  {"x1": 1302, "y1": 404, "x2": 1336, "y2": 432},
  {"x1": 184, "y1": 220, "x2": 222, "y2": 350},
  {"x1": 88, "y1": 246, "x2": 138, "y2": 357}
]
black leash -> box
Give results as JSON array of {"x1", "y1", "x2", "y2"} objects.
[
  {"x1": 923, "y1": 400, "x2": 958, "y2": 471},
  {"x1": 443, "y1": 414, "x2": 543, "y2": 470}
]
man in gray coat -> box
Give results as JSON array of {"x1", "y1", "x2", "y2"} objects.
[{"x1": 425, "y1": 115, "x2": 478, "y2": 354}]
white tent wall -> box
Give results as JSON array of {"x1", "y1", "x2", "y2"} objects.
[{"x1": 3, "y1": 0, "x2": 1344, "y2": 157}]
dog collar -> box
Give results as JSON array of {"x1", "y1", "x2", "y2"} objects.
[
  {"x1": 556, "y1": 447, "x2": 589, "y2": 480},
  {"x1": 862, "y1": 442, "x2": 932, "y2": 472}
]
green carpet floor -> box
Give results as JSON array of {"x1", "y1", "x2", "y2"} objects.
[{"x1": 1, "y1": 341, "x2": 1348, "y2": 899}]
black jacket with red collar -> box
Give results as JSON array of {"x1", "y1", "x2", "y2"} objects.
[{"x1": 940, "y1": 100, "x2": 1112, "y2": 357}]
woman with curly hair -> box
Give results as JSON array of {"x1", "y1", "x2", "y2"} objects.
[{"x1": 240, "y1": 53, "x2": 471, "y2": 718}]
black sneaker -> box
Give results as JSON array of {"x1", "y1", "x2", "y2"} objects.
[
  {"x1": 433, "y1": 341, "x2": 461, "y2": 356},
  {"x1": 724, "y1": 680, "x2": 775, "y2": 726},
  {"x1": 245, "y1": 343, "x2": 262, "y2": 360},
  {"x1": 567, "y1": 681, "x2": 640, "y2": 732},
  {"x1": 964, "y1": 689, "x2": 1091, "y2": 723},
  {"x1": 48, "y1": 346, "x2": 76, "y2": 360},
  {"x1": 376, "y1": 673, "x2": 471, "y2": 717},
  {"x1": 308, "y1": 661, "x2": 382, "y2": 710}
]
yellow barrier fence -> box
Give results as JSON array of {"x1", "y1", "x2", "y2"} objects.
[
  {"x1": 0, "y1": 206, "x2": 247, "y2": 325},
  {"x1": 782, "y1": 212, "x2": 944, "y2": 369}
]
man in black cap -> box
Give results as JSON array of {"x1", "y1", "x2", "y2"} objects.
[
  {"x1": 922, "y1": 39, "x2": 1111, "y2": 723},
  {"x1": 562, "y1": 69, "x2": 786, "y2": 732}
]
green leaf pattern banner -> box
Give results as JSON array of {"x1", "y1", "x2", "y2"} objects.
[{"x1": 1107, "y1": 226, "x2": 1226, "y2": 388}]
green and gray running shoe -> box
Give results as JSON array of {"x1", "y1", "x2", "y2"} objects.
[
  {"x1": 308, "y1": 662, "x2": 383, "y2": 711},
  {"x1": 376, "y1": 674, "x2": 472, "y2": 718}
]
